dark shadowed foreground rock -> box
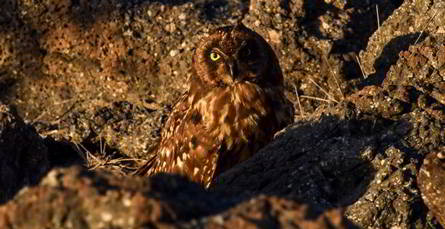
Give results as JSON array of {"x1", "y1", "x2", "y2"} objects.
[
  {"x1": 188, "y1": 196, "x2": 354, "y2": 229},
  {"x1": 0, "y1": 103, "x2": 49, "y2": 204},
  {"x1": 0, "y1": 166, "x2": 354, "y2": 229},
  {"x1": 418, "y1": 151, "x2": 445, "y2": 227}
]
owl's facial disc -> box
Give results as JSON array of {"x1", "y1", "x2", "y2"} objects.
[
  {"x1": 209, "y1": 48, "x2": 240, "y2": 79},
  {"x1": 209, "y1": 40, "x2": 263, "y2": 85},
  {"x1": 192, "y1": 24, "x2": 281, "y2": 88}
]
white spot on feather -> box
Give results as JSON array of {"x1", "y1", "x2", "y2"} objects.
[
  {"x1": 176, "y1": 156, "x2": 184, "y2": 168},
  {"x1": 164, "y1": 149, "x2": 171, "y2": 158},
  {"x1": 193, "y1": 167, "x2": 200, "y2": 176}
]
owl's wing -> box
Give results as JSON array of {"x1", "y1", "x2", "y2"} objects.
[
  {"x1": 135, "y1": 92, "x2": 221, "y2": 187},
  {"x1": 133, "y1": 154, "x2": 156, "y2": 176},
  {"x1": 133, "y1": 92, "x2": 190, "y2": 176}
]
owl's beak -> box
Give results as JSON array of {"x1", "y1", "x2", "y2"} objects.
[
  {"x1": 228, "y1": 61, "x2": 240, "y2": 80},
  {"x1": 228, "y1": 40, "x2": 248, "y2": 80}
]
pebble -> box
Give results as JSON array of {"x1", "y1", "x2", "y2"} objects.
[{"x1": 169, "y1": 50, "x2": 178, "y2": 57}]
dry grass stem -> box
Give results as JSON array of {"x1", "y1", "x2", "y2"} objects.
[
  {"x1": 308, "y1": 77, "x2": 338, "y2": 103},
  {"x1": 323, "y1": 56, "x2": 344, "y2": 100},
  {"x1": 376, "y1": 5, "x2": 380, "y2": 30},
  {"x1": 415, "y1": 8, "x2": 439, "y2": 45},
  {"x1": 355, "y1": 54, "x2": 367, "y2": 79},
  {"x1": 300, "y1": 95, "x2": 334, "y2": 103},
  {"x1": 74, "y1": 139, "x2": 142, "y2": 173},
  {"x1": 293, "y1": 84, "x2": 305, "y2": 117}
]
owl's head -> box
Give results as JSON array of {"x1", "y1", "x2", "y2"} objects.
[{"x1": 192, "y1": 23, "x2": 283, "y2": 88}]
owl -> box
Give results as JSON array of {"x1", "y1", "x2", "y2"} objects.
[{"x1": 135, "y1": 23, "x2": 294, "y2": 188}]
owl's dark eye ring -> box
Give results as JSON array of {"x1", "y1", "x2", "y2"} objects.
[
  {"x1": 244, "y1": 48, "x2": 251, "y2": 56},
  {"x1": 210, "y1": 52, "x2": 221, "y2": 61}
]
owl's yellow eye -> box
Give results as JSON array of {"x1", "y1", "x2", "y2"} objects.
[{"x1": 210, "y1": 52, "x2": 221, "y2": 61}]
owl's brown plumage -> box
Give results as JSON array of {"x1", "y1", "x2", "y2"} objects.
[{"x1": 136, "y1": 23, "x2": 294, "y2": 187}]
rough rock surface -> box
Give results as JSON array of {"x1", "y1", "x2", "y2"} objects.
[
  {"x1": 359, "y1": 0, "x2": 445, "y2": 85},
  {"x1": 418, "y1": 150, "x2": 445, "y2": 227},
  {"x1": 0, "y1": 166, "x2": 354, "y2": 229},
  {"x1": 0, "y1": 0, "x2": 444, "y2": 228}
]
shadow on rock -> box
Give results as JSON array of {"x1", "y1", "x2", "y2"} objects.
[
  {"x1": 300, "y1": 0, "x2": 341, "y2": 39},
  {"x1": 331, "y1": 0, "x2": 404, "y2": 53},
  {"x1": 0, "y1": 103, "x2": 84, "y2": 204},
  {"x1": 329, "y1": 0, "x2": 404, "y2": 80},
  {"x1": 301, "y1": 0, "x2": 403, "y2": 49},
  {"x1": 0, "y1": 104, "x2": 49, "y2": 204},
  {"x1": 0, "y1": 0, "x2": 47, "y2": 98},
  {"x1": 68, "y1": 0, "x2": 248, "y2": 28},
  {"x1": 362, "y1": 33, "x2": 424, "y2": 86}
]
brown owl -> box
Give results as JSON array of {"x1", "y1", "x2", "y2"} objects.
[{"x1": 135, "y1": 23, "x2": 294, "y2": 188}]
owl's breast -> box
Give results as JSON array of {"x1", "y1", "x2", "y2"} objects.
[{"x1": 193, "y1": 83, "x2": 276, "y2": 149}]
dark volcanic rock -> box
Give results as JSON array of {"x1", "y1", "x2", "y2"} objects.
[
  {"x1": 418, "y1": 151, "x2": 445, "y2": 227},
  {"x1": 0, "y1": 0, "x2": 444, "y2": 228},
  {"x1": 359, "y1": 0, "x2": 445, "y2": 84},
  {"x1": 189, "y1": 195, "x2": 355, "y2": 229},
  {"x1": 0, "y1": 103, "x2": 49, "y2": 204},
  {"x1": 344, "y1": 1, "x2": 445, "y2": 227},
  {"x1": 0, "y1": 166, "x2": 354, "y2": 229}
]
